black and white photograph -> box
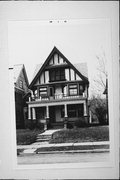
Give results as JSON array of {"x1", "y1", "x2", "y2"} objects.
[
  {"x1": 0, "y1": 1, "x2": 119, "y2": 179},
  {"x1": 9, "y1": 19, "x2": 111, "y2": 165}
]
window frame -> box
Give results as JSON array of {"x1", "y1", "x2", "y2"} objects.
[
  {"x1": 49, "y1": 68, "x2": 65, "y2": 82},
  {"x1": 69, "y1": 84, "x2": 78, "y2": 96}
]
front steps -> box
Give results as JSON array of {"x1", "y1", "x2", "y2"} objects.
[
  {"x1": 35, "y1": 129, "x2": 62, "y2": 143},
  {"x1": 36, "y1": 134, "x2": 52, "y2": 142}
]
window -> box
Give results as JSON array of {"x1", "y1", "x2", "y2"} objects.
[
  {"x1": 39, "y1": 87, "x2": 47, "y2": 97},
  {"x1": 49, "y1": 69, "x2": 65, "y2": 82},
  {"x1": 67, "y1": 104, "x2": 83, "y2": 118},
  {"x1": 69, "y1": 84, "x2": 78, "y2": 95},
  {"x1": 67, "y1": 105, "x2": 77, "y2": 118},
  {"x1": 19, "y1": 80, "x2": 23, "y2": 89},
  {"x1": 79, "y1": 85, "x2": 84, "y2": 95}
]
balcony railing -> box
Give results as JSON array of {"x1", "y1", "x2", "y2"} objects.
[{"x1": 30, "y1": 93, "x2": 87, "y2": 102}]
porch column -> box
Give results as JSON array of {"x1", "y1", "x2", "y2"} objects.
[
  {"x1": 46, "y1": 106, "x2": 49, "y2": 118},
  {"x1": 84, "y1": 101, "x2": 87, "y2": 116},
  {"x1": 64, "y1": 104, "x2": 68, "y2": 129},
  {"x1": 28, "y1": 106, "x2": 31, "y2": 119},
  {"x1": 64, "y1": 104, "x2": 68, "y2": 117},
  {"x1": 32, "y1": 107, "x2": 36, "y2": 120},
  {"x1": 44, "y1": 106, "x2": 49, "y2": 131}
]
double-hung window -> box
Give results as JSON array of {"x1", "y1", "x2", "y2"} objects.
[
  {"x1": 39, "y1": 87, "x2": 47, "y2": 97},
  {"x1": 69, "y1": 84, "x2": 78, "y2": 96}
]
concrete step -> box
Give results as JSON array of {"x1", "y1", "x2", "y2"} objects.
[
  {"x1": 37, "y1": 135, "x2": 52, "y2": 139},
  {"x1": 36, "y1": 138, "x2": 50, "y2": 142},
  {"x1": 36, "y1": 134, "x2": 52, "y2": 143}
]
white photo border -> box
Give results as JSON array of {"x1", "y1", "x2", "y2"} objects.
[{"x1": 8, "y1": 19, "x2": 114, "y2": 170}]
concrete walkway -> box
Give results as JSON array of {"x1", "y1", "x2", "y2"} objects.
[{"x1": 40, "y1": 129, "x2": 62, "y2": 135}]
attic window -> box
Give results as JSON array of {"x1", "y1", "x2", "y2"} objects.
[{"x1": 19, "y1": 80, "x2": 23, "y2": 89}]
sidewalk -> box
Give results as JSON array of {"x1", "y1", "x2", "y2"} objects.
[{"x1": 17, "y1": 141, "x2": 110, "y2": 155}]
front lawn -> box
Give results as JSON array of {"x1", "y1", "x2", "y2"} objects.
[
  {"x1": 49, "y1": 126, "x2": 109, "y2": 144},
  {"x1": 16, "y1": 129, "x2": 44, "y2": 145}
]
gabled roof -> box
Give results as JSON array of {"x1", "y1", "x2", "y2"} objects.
[
  {"x1": 14, "y1": 64, "x2": 29, "y2": 86},
  {"x1": 32, "y1": 64, "x2": 43, "y2": 80},
  {"x1": 74, "y1": 63, "x2": 88, "y2": 79},
  {"x1": 29, "y1": 46, "x2": 89, "y2": 88}
]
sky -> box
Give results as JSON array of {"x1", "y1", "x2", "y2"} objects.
[{"x1": 8, "y1": 19, "x2": 111, "y2": 97}]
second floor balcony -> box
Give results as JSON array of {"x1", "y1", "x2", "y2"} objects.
[{"x1": 29, "y1": 92, "x2": 87, "y2": 103}]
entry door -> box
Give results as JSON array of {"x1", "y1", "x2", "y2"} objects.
[
  {"x1": 50, "y1": 87, "x2": 54, "y2": 97},
  {"x1": 49, "y1": 106, "x2": 56, "y2": 123}
]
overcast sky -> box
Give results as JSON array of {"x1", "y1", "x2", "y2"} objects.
[{"x1": 8, "y1": 19, "x2": 111, "y2": 97}]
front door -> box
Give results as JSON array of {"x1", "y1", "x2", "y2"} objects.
[
  {"x1": 49, "y1": 106, "x2": 56, "y2": 123},
  {"x1": 50, "y1": 87, "x2": 54, "y2": 97}
]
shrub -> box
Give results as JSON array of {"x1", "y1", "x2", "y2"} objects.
[
  {"x1": 36, "y1": 122, "x2": 44, "y2": 130},
  {"x1": 26, "y1": 121, "x2": 36, "y2": 130},
  {"x1": 74, "y1": 117, "x2": 88, "y2": 128},
  {"x1": 16, "y1": 129, "x2": 40, "y2": 145},
  {"x1": 67, "y1": 122, "x2": 73, "y2": 129},
  {"x1": 26, "y1": 121, "x2": 44, "y2": 130}
]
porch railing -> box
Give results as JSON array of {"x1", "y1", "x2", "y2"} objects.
[{"x1": 30, "y1": 93, "x2": 86, "y2": 102}]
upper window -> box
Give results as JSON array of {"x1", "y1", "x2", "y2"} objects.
[
  {"x1": 69, "y1": 84, "x2": 78, "y2": 95},
  {"x1": 19, "y1": 80, "x2": 23, "y2": 89},
  {"x1": 50, "y1": 69, "x2": 65, "y2": 82},
  {"x1": 39, "y1": 87, "x2": 47, "y2": 97}
]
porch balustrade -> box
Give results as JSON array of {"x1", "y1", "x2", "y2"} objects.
[{"x1": 30, "y1": 92, "x2": 86, "y2": 102}]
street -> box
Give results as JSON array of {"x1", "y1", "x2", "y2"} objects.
[{"x1": 17, "y1": 152, "x2": 110, "y2": 164}]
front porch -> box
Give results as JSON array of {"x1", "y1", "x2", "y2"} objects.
[{"x1": 27, "y1": 99, "x2": 88, "y2": 130}]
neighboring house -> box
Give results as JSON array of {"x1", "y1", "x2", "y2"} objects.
[
  {"x1": 14, "y1": 64, "x2": 29, "y2": 129},
  {"x1": 27, "y1": 47, "x2": 89, "y2": 130}
]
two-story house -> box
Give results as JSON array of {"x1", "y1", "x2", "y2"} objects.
[
  {"x1": 14, "y1": 64, "x2": 29, "y2": 128},
  {"x1": 27, "y1": 47, "x2": 89, "y2": 130}
]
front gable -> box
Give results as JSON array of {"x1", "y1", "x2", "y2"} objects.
[{"x1": 29, "y1": 47, "x2": 89, "y2": 89}]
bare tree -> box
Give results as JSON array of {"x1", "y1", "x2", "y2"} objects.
[
  {"x1": 90, "y1": 50, "x2": 109, "y2": 124},
  {"x1": 92, "y1": 50, "x2": 108, "y2": 96}
]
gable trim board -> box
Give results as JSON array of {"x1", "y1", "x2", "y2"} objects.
[{"x1": 29, "y1": 46, "x2": 89, "y2": 89}]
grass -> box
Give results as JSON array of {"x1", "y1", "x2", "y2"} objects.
[
  {"x1": 16, "y1": 129, "x2": 44, "y2": 145},
  {"x1": 49, "y1": 126, "x2": 109, "y2": 144}
]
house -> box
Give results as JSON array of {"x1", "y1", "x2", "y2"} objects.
[
  {"x1": 14, "y1": 64, "x2": 29, "y2": 129},
  {"x1": 27, "y1": 47, "x2": 89, "y2": 130}
]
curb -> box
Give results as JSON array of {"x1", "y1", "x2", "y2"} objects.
[
  {"x1": 19, "y1": 148, "x2": 110, "y2": 155},
  {"x1": 36, "y1": 149, "x2": 110, "y2": 154}
]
